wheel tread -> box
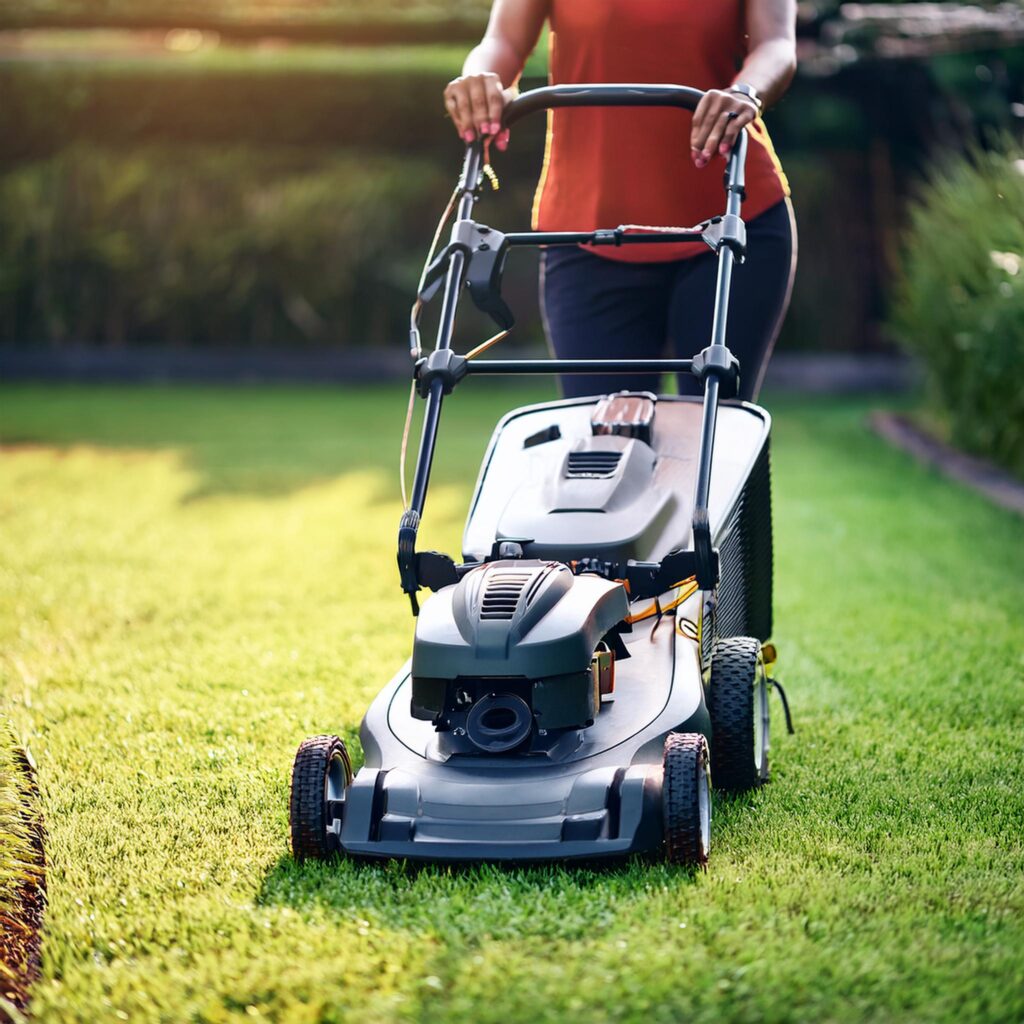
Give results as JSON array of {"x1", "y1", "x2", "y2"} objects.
[
  {"x1": 289, "y1": 734, "x2": 352, "y2": 861},
  {"x1": 708, "y1": 636, "x2": 763, "y2": 792},
  {"x1": 663, "y1": 732, "x2": 710, "y2": 868}
]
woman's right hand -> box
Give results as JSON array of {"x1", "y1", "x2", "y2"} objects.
[{"x1": 444, "y1": 72, "x2": 512, "y2": 150}]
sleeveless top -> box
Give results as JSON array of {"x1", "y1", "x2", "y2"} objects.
[{"x1": 532, "y1": 0, "x2": 791, "y2": 262}]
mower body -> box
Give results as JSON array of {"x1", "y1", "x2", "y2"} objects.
[{"x1": 341, "y1": 394, "x2": 772, "y2": 861}]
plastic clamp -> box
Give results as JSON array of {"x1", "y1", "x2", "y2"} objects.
[
  {"x1": 415, "y1": 349, "x2": 468, "y2": 398},
  {"x1": 690, "y1": 345, "x2": 741, "y2": 400}
]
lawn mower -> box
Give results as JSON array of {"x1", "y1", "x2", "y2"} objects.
[{"x1": 290, "y1": 84, "x2": 792, "y2": 867}]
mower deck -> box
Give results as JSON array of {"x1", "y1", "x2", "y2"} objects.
[{"x1": 340, "y1": 613, "x2": 705, "y2": 861}]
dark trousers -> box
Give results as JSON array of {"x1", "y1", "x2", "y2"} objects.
[{"x1": 540, "y1": 199, "x2": 796, "y2": 402}]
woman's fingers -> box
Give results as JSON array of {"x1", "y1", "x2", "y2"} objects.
[
  {"x1": 485, "y1": 77, "x2": 505, "y2": 132},
  {"x1": 704, "y1": 102, "x2": 756, "y2": 161},
  {"x1": 691, "y1": 90, "x2": 757, "y2": 167},
  {"x1": 718, "y1": 103, "x2": 756, "y2": 156},
  {"x1": 466, "y1": 77, "x2": 492, "y2": 138},
  {"x1": 444, "y1": 82, "x2": 473, "y2": 140},
  {"x1": 690, "y1": 92, "x2": 721, "y2": 163},
  {"x1": 443, "y1": 72, "x2": 508, "y2": 143}
]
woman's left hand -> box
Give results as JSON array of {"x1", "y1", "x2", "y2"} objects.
[{"x1": 690, "y1": 89, "x2": 759, "y2": 168}]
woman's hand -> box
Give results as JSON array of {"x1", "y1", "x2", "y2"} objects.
[
  {"x1": 690, "y1": 89, "x2": 759, "y2": 168},
  {"x1": 444, "y1": 72, "x2": 513, "y2": 151}
]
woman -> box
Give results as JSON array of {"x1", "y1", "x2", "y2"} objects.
[{"x1": 444, "y1": 0, "x2": 797, "y2": 401}]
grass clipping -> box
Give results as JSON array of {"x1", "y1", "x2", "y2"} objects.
[{"x1": 0, "y1": 720, "x2": 45, "y2": 1020}]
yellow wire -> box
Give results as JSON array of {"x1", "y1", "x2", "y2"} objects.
[
  {"x1": 626, "y1": 578, "x2": 699, "y2": 625},
  {"x1": 398, "y1": 380, "x2": 418, "y2": 511},
  {"x1": 408, "y1": 186, "x2": 460, "y2": 358},
  {"x1": 464, "y1": 329, "x2": 510, "y2": 361},
  {"x1": 400, "y1": 186, "x2": 461, "y2": 504}
]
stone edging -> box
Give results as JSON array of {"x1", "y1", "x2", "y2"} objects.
[{"x1": 870, "y1": 411, "x2": 1024, "y2": 517}]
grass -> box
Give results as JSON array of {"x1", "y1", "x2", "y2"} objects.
[
  {"x1": 0, "y1": 382, "x2": 1022, "y2": 1023},
  {"x1": 0, "y1": 716, "x2": 44, "y2": 1017}
]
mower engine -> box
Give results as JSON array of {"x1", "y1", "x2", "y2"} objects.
[{"x1": 410, "y1": 561, "x2": 629, "y2": 755}]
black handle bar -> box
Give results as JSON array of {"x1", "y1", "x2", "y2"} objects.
[{"x1": 503, "y1": 83, "x2": 705, "y2": 128}]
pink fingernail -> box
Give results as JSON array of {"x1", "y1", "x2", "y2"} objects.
[
  {"x1": 720, "y1": 144, "x2": 729, "y2": 155},
  {"x1": 489, "y1": 122, "x2": 500, "y2": 134},
  {"x1": 463, "y1": 131, "x2": 475, "y2": 142}
]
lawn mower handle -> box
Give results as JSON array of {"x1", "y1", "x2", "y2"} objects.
[
  {"x1": 502, "y1": 83, "x2": 705, "y2": 127},
  {"x1": 398, "y1": 84, "x2": 745, "y2": 612}
]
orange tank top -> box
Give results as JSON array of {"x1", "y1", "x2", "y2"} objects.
[{"x1": 532, "y1": 0, "x2": 791, "y2": 263}]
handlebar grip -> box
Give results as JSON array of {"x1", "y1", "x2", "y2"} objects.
[{"x1": 502, "y1": 83, "x2": 705, "y2": 128}]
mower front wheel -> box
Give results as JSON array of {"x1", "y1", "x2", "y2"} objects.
[
  {"x1": 662, "y1": 732, "x2": 711, "y2": 868},
  {"x1": 290, "y1": 734, "x2": 353, "y2": 861}
]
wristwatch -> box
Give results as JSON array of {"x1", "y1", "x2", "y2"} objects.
[{"x1": 729, "y1": 82, "x2": 764, "y2": 114}]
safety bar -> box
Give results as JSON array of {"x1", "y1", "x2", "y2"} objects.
[{"x1": 466, "y1": 359, "x2": 694, "y2": 376}]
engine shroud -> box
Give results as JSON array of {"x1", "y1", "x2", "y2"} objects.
[{"x1": 411, "y1": 560, "x2": 629, "y2": 748}]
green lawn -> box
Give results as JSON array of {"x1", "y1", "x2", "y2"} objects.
[{"x1": 1, "y1": 383, "x2": 1022, "y2": 1023}]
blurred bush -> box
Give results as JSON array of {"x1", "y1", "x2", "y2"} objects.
[
  {"x1": 0, "y1": 141, "x2": 546, "y2": 350},
  {"x1": 0, "y1": 0, "x2": 491, "y2": 40},
  {"x1": 0, "y1": 53, "x2": 461, "y2": 165},
  {"x1": 891, "y1": 136, "x2": 1024, "y2": 476},
  {"x1": 0, "y1": 146, "x2": 449, "y2": 347}
]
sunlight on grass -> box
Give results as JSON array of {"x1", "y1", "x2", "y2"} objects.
[{"x1": 0, "y1": 384, "x2": 1022, "y2": 1022}]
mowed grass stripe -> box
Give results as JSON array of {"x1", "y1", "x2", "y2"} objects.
[{"x1": 0, "y1": 384, "x2": 1021, "y2": 1023}]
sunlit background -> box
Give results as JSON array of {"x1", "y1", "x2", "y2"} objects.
[
  {"x1": 0, "y1": 1, "x2": 1022, "y2": 467},
  {"x1": 2, "y1": 7, "x2": 1024, "y2": 1021}
]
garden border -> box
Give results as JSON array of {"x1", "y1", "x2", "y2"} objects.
[
  {"x1": 0, "y1": 744, "x2": 46, "y2": 1024},
  {"x1": 871, "y1": 410, "x2": 1024, "y2": 516}
]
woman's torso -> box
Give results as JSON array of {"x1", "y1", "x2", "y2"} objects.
[{"x1": 532, "y1": 0, "x2": 790, "y2": 262}]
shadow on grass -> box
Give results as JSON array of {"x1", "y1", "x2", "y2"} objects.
[
  {"x1": 0, "y1": 382, "x2": 555, "y2": 501},
  {"x1": 258, "y1": 791, "x2": 761, "y2": 933}
]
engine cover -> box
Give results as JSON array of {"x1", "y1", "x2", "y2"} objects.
[{"x1": 411, "y1": 560, "x2": 628, "y2": 683}]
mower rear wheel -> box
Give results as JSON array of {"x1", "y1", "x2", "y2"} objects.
[
  {"x1": 290, "y1": 734, "x2": 352, "y2": 861},
  {"x1": 662, "y1": 732, "x2": 711, "y2": 868},
  {"x1": 708, "y1": 636, "x2": 768, "y2": 792}
]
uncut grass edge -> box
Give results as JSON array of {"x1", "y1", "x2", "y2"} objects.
[{"x1": 0, "y1": 720, "x2": 46, "y2": 1022}]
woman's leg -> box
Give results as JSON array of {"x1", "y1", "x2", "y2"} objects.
[
  {"x1": 541, "y1": 246, "x2": 676, "y2": 399},
  {"x1": 668, "y1": 198, "x2": 797, "y2": 401}
]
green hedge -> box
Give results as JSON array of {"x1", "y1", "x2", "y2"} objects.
[
  {"x1": 0, "y1": 143, "x2": 545, "y2": 349},
  {"x1": 0, "y1": 48, "x2": 551, "y2": 166},
  {"x1": 0, "y1": 0, "x2": 490, "y2": 41},
  {"x1": 891, "y1": 137, "x2": 1024, "y2": 477},
  {"x1": 0, "y1": 55, "x2": 460, "y2": 165},
  {"x1": 0, "y1": 146, "x2": 446, "y2": 347}
]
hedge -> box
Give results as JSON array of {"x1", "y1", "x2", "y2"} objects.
[
  {"x1": 0, "y1": 55, "x2": 462, "y2": 166},
  {"x1": 891, "y1": 137, "x2": 1024, "y2": 477},
  {"x1": 0, "y1": 0, "x2": 491, "y2": 42},
  {"x1": 0, "y1": 143, "x2": 546, "y2": 350},
  {"x1": 0, "y1": 146, "x2": 444, "y2": 348}
]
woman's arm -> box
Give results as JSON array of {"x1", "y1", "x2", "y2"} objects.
[
  {"x1": 444, "y1": 0, "x2": 548, "y2": 149},
  {"x1": 690, "y1": 0, "x2": 797, "y2": 168}
]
